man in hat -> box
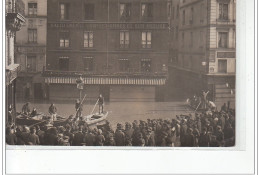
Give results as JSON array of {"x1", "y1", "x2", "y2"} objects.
[
  {"x1": 22, "y1": 102, "x2": 31, "y2": 116},
  {"x1": 144, "y1": 127, "x2": 155, "y2": 146},
  {"x1": 124, "y1": 122, "x2": 134, "y2": 146},
  {"x1": 85, "y1": 128, "x2": 96, "y2": 146},
  {"x1": 28, "y1": 127, "x2": 40, "y2": 145},
  {"x1": 49, "y1": 103, "x2": 57, "y2": 122},
  {"x1": 97, "y1": 94, "x2": 104, "y2": 114},
  {"x1": 198, "y1": 127, "x2": 210, "y2": 147},
  {"x1": 115, "y1": 123, "x2": 125, "y2": 146},
  {"x1": 73, "y1": 128, "x2": 84, "y2": 146},
  {"x1": 95, "y1": 129, "x2": 105, "y2": 146},
  {"x1": 75, "y1": 99, "x2": 83, "y2": 118},
  {"x1": 6, "y1": 127, "x2": 17, "y2": 145}
]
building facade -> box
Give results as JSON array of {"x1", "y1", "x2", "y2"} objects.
[
  {"x1": 44, "y1": 0, "x2": 170, "y2": 102},
  {"x1": 168, "y1": 0, "x2": 236, "y2": 108},
  {"x1": 6, "y1": 0, "x2": 26, "y2": 123},
  {"x1": 15, "y1": 0, "x2": 47, "y2": 100}
]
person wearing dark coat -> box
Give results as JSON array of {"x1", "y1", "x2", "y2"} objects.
[
  {"x1": 6, "y1": 127, "x2": 17, "y2": 145},
  {"x1": 85, "y1": 130, "x2": 96, "y2": 146},
  {"x1": 115, "y1": 124, "x2": 125, "y2": 146},
  {"x1": 73, "y1": 129, "x2": 84, "y2": 146},
  {"x1": 144, "y1": 127, "x2": 155, "y2": 146},
  {"x1": 95, "y1": 129, "x2": 105, "y2": 146},
  {"x1": 28, "y1": 127, "x2": 40, "y2": 145},
  {"x1": 22, "y1": 102, "x2": 31, "y2": 115},
  {"x1": 180, "y1": 120, "x2": 188, "y2": 146},
  {"x1": 184, "y1": 128, "x2": 195, "y2": 147},
  {"x1": 198, "y1": 127, "x2": 210, "y2": 147}
]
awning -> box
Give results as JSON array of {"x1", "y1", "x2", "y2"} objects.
[{"x1": 44, "y1": 77, "x2": 166, "y2": 85}]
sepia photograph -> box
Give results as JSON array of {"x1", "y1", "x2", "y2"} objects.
[{"x1": 5, "y1": 0, "x2": 236, "y2": 147}]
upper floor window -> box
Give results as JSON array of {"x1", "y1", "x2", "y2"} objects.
[
  {"x1": 177, "y1": 4, "x2": 179, "y2": 18},
  {"x1": 218, "y1": 59, "x2": 227, "y2": 73},
  {"x1": 182, "y1": 32, "x2": 185, "y2": 48},
  {"x1": 167, "y1": 2, "x2": 172, "y2": 18},
  {"x1": 120, "y1": 3, "x2": 131, "y2": 21},
  {"x1": 141, "y1": 31, "x2": 152, "y2": 49},
  {"x1": 120, "y1": 31, "x2": 129, "y2": 49},
  {"x1": 182, "y1": 10, "x2": 185, "y2": 25},
  {"x1": 218, "y1": 32, "x2": 228, "y2": 48},
  {"x1": 83, "y1": 56, "x2": 94, "y2": 71},
  {"x1": 27, "y1": 56, "x2": 36, "y2": 72},
  {"x1": 176, "y1": 26, "x2": 179, "y2": 39},
  {"x1": 190, "y1": 7, "x2": 194, "y2": 24},
  {"x1": 141, "y1": 3, "x2": 153, "y2": 21},
  {"x1": 190, "y1": 32, "x2": 193, "y2": 47},
  {"x1": 141, "y1": 59, "x2": 151, "y2": 72},
  {"x1": 84, "y1": 31, "x2": 94, "y2": 48},
  {"x1": 219, "y1": 3, "x2": 228, "y2": 20},
  {"x1": 119, "y1": 59, "x2": 130, "y2": 72},
  {"x1": 28, "y1": 29, "x2": 37, "y2": 43},
  {"x1": 59, "y1": 31, "x2": 70, "y2": 48},
  {"x1": 84, "y1": 4, "x2": 94, "y2": 20},
  {"x1": 59, "y1": 57, "x2": 69, "y2": 71},
  {"x1": 200, "y1": 4, "x2": 204, "y2": 23},
  {"x1": 172, "y1": 6, "x2": 175, "y2": 20},
  {"x1": 60, "y1": 3, "x2": 70, "y2": 20},
  {"x1": 28, "y1": 3, "x2": 37, "y2": 16}
]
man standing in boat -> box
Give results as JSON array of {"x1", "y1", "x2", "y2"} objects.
[
  {"x1": 98, "y1": 94, "x2": 104, "y2": 114},
  {"x1": 75, "y1": 99, "x2": 83, "y2": 118},
  {"x1": 49, "y1": 103, "x2": 57, "y2": 122},
  {"x1": 22, "y1": 102, "x2": 31, "y2": 116}
]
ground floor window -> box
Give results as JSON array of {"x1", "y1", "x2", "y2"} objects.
[
  {"x1": 27, "y1": 55, "x2": 36, "y2": 72},
  {"x1": 141, "y1": 59, "x2": 151, "y2": 72},
  {"x1": 59, "y1": 57, "x2": 69, "y2": 71},
  {"x1": 82, "y1": 56, "x2": 94, "y2": 71},
  {"x1": 119, "y1": 59, "x2": 129, "y2": 72},
  {"x1": 218, "y1": 59, "x2": 227, "y2": 73}
]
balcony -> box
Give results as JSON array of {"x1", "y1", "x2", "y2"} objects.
[{"x1": 6, "y1": 0, "x2": 25, "y2": 31}]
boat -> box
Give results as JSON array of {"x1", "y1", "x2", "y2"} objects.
[
  {"x1": 83, "y1": 111, "x2": 108, "y2": 126},
  {"x1": 16, "y1": 113, "x2": 66, "y2": 127},
  {"x1": 16, "y1": 113, "x2": 47, "y2": 126}
]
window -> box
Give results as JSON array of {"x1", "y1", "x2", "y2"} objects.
[
  {"x1": 28, "y1": 29, "x2": 37, "y2": 43},
  {"x1": 190, "y1": 32, "x2": 193, "y2": 47},
  {"x1": 119, "y1": 59, "x2": 129, "y2": 72},
  {"x1": 60, "y1": 3, "x2": 70, "y2": 20},
  {"x1": 141, "y1": 31, "x2": 152, "y2": 49},
  {"x1": 218, "y1": 32, "x2": 228, "y2": 48},
  {"x1": 177, "y1": 4, "x2": 179, "y2": 18},
  {"x1": 27, "y1": 56, "x2": 36, "y2": 72},
  {"x1": 141, "y1": 3, "x2": 153, "y2": 21},
  {"x1": 182, "y1": 10, "x2": 185, "y2": 25},
  {"x1": 59, "y1": 31, "x2": 70, "y2": 48},
  {"x1": 28, "y1": 3, "x2": 37, "y2": 16},
  {"x1": 120, "y1": 31, "x2": 129, "y2": 49},
  {"x1": 84, "y1": 31, "x2": 94, "y2": 48},
  {"x1": 182, "y1": 32, "x2": 184, "y2": 48},
  {"x1": 218, "y1": 60, "x2": 227, "y2": 73},
  {"x1": 59, "y1": 57, "x2": 69, "y2": 71},
  {"x1": 172, "y1": 6, "x2": 175, "y2": 20},
  {"x1": 120, "y1": 3, "x2": 131, "y2": 21},
  {"x1": 83, "y1": 56, "x2": 94, "y2": 71},
  {"x1": 167, "y1": 2, "x2": 171, "y2": 18},
  {"x1": 141, "y1": 59, "x2": 151, "y2": 72},
  {"x1": 219, "y1": 3, "x2": 228, "y2": 20},
  {"x1": 190, "y1": 7, "x2": 194, "y2": 24},
  {"x1": 84, "y1": 4, "x2": 94, "y2": 20},
  {"x1": 176, "y1": 26, "x2": 178, "y2": 39},
  {"x1": 200, "y1": 4, "x2": 204, "y2": 23},
  {"x1": 199, "y1": 31, "x2": 204, "y2": 48}
]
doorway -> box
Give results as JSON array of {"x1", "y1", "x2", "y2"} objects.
[{"x1": 34, "y1": 83, "x2": 43, "y2": 99}]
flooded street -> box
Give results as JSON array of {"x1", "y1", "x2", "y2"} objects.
[{"x1": 16, "y1": 100, "x2": 194, "y2": 128}]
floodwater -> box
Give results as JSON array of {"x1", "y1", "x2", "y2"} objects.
[{"x1": 16, "y1": 100, "x2": 194, "y2": 128}]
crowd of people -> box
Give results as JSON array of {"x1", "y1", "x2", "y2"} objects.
[{"x1": 6, "y1": 102, "x2": 235, "y2": 147}]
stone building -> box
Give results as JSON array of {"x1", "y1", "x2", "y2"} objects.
[
  {"x1": 168, "y1": 0, "x2": 236, "y2": 108},
  {"x1": 15, "y1": 0, "x2": 47, "y2": 100},
  {"x1": 44, "y1": 0, "x2": 170, "y2": 102},
  {"x1": 6, "y1": 0, "x2": 26, "y2": 123}
]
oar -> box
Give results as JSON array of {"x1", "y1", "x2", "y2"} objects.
[
  {"x1": 90, "y1": 99, "x2": 99, "y2": 115},
  {"x1": 74, "y1": 94, "x2": 87, "y2": 117}
]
